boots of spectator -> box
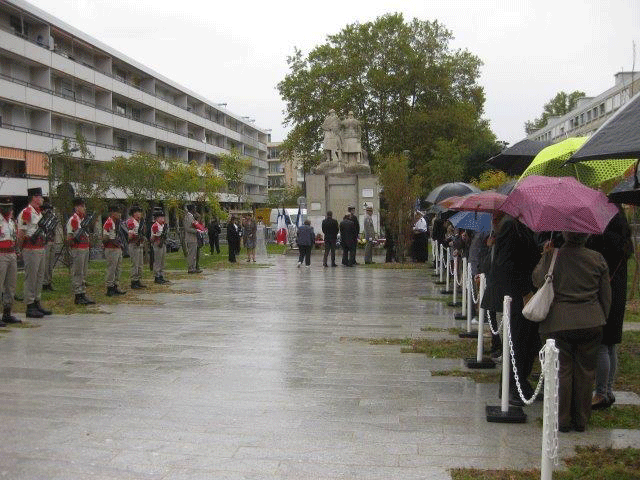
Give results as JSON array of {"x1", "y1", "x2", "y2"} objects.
[
  {"x1": 2, "y1": 307, "x2": 20, "y2": 324},
  {"x1": 34, "y1": 301, "x2": 52, "y2": 316},
  {"x1": 26, "y1": 303, "x2": 44, "y2": 318}
]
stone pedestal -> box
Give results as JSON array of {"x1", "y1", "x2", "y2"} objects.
[{"x1": 306, "y1": 172, "x2": 380, "y2": 234}]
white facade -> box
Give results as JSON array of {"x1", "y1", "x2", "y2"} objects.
[
  {"x1": 0, "y1": 0, "x2": 269, "y2": 203},
  {"x1": 527, "y1": 72, "x2": 640, "y2": 144}
]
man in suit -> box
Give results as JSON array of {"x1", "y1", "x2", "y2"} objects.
[
  {"x1": 208, "y1": 216, "x2": 221, "y2": 254},
  {"x1": 347, "y1": 206, "x2": 359, "y2": 263},
  {"x1": 321, "y1": 211, "x2": 339, "y2": 267},
  {"x1": 226, "y1": 215, "x2": 240, "y2": 263},
  {"x1": 339, "y1": 215, "x2": 356, "y2": 267}
]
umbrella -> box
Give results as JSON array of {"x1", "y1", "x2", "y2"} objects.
[
  {"x1": 518, "y1": 137, "x2": 635, "y2": 189},
  {"x1": 451, "y1": 191, "x2": 506, "y2": 213},
  {"x1": 568, "y1": 91, "x2": 640, "y2": 162},
  {"x1": 499, "y1": 175, "x2": 619, "y2": 234},
  {"x1": 608, "y1": 162, "x2": 640, "y2": 205},
  {"x1": 426, "y1": 182, "x2": 480, "y2": 204},
  {"x1": 449, "y1": 211, "x2": 492, "y2": 233},
  {"x1": 486, "y1": 139, "x2": 550, "y2": 175},
  {"x1": 437, "y1": 195, "x2": 465, "y2": 209},
  {"x1": 495, "y1": 178, "x2": 518, "y2": 195}
]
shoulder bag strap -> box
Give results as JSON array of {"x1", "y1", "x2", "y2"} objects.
[{"x1": 546, "y1": 248, "x2": 558, "y2": 278}]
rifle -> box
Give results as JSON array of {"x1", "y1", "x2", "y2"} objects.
[
  {"x1": 73, "y1": 211, "x2": 95, "y2": 242},
  {"x1": 159, "y1": 224, "x2": 168, "y2": 247},
  {"x1": 31, "y1": 210, "x2": 58, "y2": 242},
  {"x1": 117, "y1": 219, "x2": 128, "y2": 249},
  {"x1": 136, "y1": 217, "x2": 146, "y2": 246}
]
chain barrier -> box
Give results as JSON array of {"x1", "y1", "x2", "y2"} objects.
[
  {"x1": 540, "y1": 343, "x2": 560, "y2": 467},
  {"x1": 486, "y1": 310, "x2": 503, "y2": 336},
  {"x1": 454, "y1": 258, "x2": 462, "y2": 287},
  {"x1": 468, "y1": 268, "x2": 479, "y2": 305},
  {"x1": 505, "y1": 312, "x2": 545, "y2": 405}
]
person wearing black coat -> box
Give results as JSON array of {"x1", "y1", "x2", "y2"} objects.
[
  {"x1": 321, "y1": 211, "x2": 339, "y2": 267},
  {"x1": 208, "y1": 217, "x2": 221, "y2": 254},
  {"x1": 491, "y1": 213, "x2": 541, "y2": 405},
  {"x1": 339, "y1": 215, "x2": 356, "y2": 267},
  {"x1": 226, "y1": 216, "x2": 240, "y2": 263},
  {"x1": 348, "y1": 206, "x2": 360, "y2": 263},
  {"x1": 586, "y1": 207, "x2": 632, "y2": 409}
]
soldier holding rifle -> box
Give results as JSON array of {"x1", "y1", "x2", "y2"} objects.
[
  {"x1": 150, "y1": 207, "x2": 170, "y2": 284},
  {"x1": 102, "y1": 205, "x2": 126, "y2": 297},
  {"x1": 41, "y1": 203, "x2": 56, "y2": 291},
  {"x1": 0, "y1": 197, "x2": 20, "y2": 325},
  {"x1": 127, "y1": 206, "x2": 147, "y2": 289},
  {"x1": 66, "y1": 198, "x2": 95, "y2": 305},
  {"x1": 17, "y1": 187, "x2": 53, "y2": 318}
]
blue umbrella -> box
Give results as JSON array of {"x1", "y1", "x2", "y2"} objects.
[{"x1": 449, "y1": 211, "x2": 492, "y2": 233}]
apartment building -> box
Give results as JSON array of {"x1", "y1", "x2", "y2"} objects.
[
  {"x1": 0, "y1": 0, "x2": 269, "y2": 203},
  {"x1": 528, "y1": 72, "x2": 640, "y2": 144},
  {"x1": 267, "y1": 141, "x2": 303, "y2": 192}
]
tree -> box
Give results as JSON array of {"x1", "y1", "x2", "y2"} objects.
[
  {"x1": 376, "y1": 152, "x2": 422, "y2": 263},
  {"x1": 218, "y1": 148, "x2": 252, "y2": 206},
  {"x1": 470, "y1": 169, "x2": 514, "y2": 191},
  {"x1": 524, "y1": 90, "x2": 586, "y2": 134},
  {"x1": 278, "y1": 13, "x2": 494, "y2": 185},
  {"x1": 107, "y1": 152, "x2": 167, "y2": 210},
  {"x1": 266, "y1": 185, "x2": 304, "y2": 208}
]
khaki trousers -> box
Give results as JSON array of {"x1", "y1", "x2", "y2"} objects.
[
  {"x1": 153, "y1": 244, "x2": 165, "y2": 278},
  {"x1": 186, "y1": 240, "x2": 197, "y2": 272},
  {"x1": 43, "y1": 242, "x2": 54, "y2": 285},
  {"x1": 129, "y1": 244, "x2": 143, "y2": 282},
  {"x1": 104, "y1": 248, "x2": 122, "y2": 288},
  {"x1": 23, "y1": 248, "x2": 45, "y2": 304},
  {"x1": 0, "y1": 253, "x2": 17, "y2": 307},
  {"x1": 364, "y1": 240, "x2": 374, "y2": 263},
  {"x1": 70, "y1": 248, "x2": 89, "y2": 294}
]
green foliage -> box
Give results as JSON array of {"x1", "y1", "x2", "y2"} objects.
[
  {"x1": 46, "y1": 132, "x2": 110, "y2": 220},
  {"x1": 266, "y1": 185, "x2": 304, "y2": 208},
  {"x1": 524, "y1": 90, "x2": 586, "y2": 134},
  {"x1": 470, "y1": 169, "x2": 516, "y2": 191},
  {"x1": 278, "y1": 13, "x2": 500, "y2": 186},
  {"x1": 376, "y1": 152, "x2": 422, "y2": 262},
  {"x1": 107, "y1": 152, "x2": 167, "y2": 209},
  {"x1": 218, "y1": 148, "x2": 252, "y2": 203},
  {"x1": 590, "y1": 405, "x2": 640, "y2": 429}
]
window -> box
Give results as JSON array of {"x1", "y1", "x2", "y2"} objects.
[
  {"x1": 599, "y1": 103, "x2": 605, "y2": 115},
  {"x1": 157, "y1": 145, "x2": 166, "y2": 158},
  {"x1": 131, "y1": 108, "x2": 140, "y2": 121},
  {"x1": 114, "y1": 68, "x2": 127, "y2": 83},
  {"x1": 9, "y1": 16, "x2": 28, "y2": 36},
  {"x1": 115, "y1": 101, "x2": 126, "y2": 116},
  {"x1": 116, "y1": 136, "x2": 128, "y2": 151}
]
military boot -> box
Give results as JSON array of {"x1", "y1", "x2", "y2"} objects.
[
  {"x1": 106, "y1": 286, "x2": 115, "y2": 296},
  {"x1": 113, "y1": 286, "x2": 127, "y2": 295},
  {"x1": 75, "y1": 294, "x2": 91, "y2": 305},
  {"x1": 34, "y1": 301, "x2": 52, "y2": 316},
  {"x1": 2, "y1": 307, "x2": 19, "y2": 324},
  {"x1": 26, "y1": 303, "x2": 44, "y2": 318}
]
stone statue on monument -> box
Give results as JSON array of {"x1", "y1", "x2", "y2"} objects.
[{"x1": 321, "y1": 109, "x2": 341, "y2": 163}]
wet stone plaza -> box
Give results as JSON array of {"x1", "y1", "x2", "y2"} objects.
[{"x1": 0, "y1": 254, "x2": 638, "y2": 479}]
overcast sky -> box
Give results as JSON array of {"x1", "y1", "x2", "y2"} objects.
[{"x1": 26, "y1": 0, "x2": 640, "y2": 146}]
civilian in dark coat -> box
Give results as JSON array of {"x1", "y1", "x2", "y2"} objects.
[
  {"x1": 226, "y1": 216, "x2": 240, "y2": 263},
  {"x1": 492, "y1": 214, "x2": 541, "y2": 404},
  {"x1": 321, "y1": 211, "x2": 339, "y2": 267},
  {"x1": 296, "y1": 220, "x2": 315, "y2": 266},
  {"x1": 339, "y1": 216, "x2": 356, "y2": 267},
  {"x1": 586, "y1": 207, "x2": 632, "y2": 409},
  {"x1": 208, "y1": 217, "x2": 221, "y2": 254},
  {"x1": 348, "y1": 207, "x2": 360, "y2": 263}
]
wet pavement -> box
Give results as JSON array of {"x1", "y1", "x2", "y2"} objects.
[{"x1": 0, "y1": 253, "x2": 638, "y2": 479}]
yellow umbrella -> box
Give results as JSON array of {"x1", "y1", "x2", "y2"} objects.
[{"x1": 518, "y1": 137, "x2": 635, "y2": 191}]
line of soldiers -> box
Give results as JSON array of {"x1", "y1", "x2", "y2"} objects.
[{"x1": 0, "y1": 187, "x2": 173, "y2": 325}]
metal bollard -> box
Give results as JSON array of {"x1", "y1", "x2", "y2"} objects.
[
  {"x1": 485, "y1": 295, "x2": 527, "y2": 423},
  {"x1": 465, "y1": 274, "x2": 495, "y2": 368},
  {"x1": 461, "y1": 258, "x2": 467, "y2": 316},
  {"x1": 540, "y1": 339, "x2": 560, "y2": 480}
]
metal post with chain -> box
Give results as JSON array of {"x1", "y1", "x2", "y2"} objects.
[
  {"x1": 540, "y1": 339, "x2": 560, "y2": 479},
  {"x1": 464, "y1": 274, "x2": 495, "y2": 368}
]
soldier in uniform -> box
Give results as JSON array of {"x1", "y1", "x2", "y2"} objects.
[
  {"x1": 183, "y1": 204, "x2": 202, "y2": 274},
  {"x1": 150, "y1": 207, "x2": 170, "y2": 284},
  {"x1": 17, "y1": 187, "x2": 52, "y2": 318},
  {"x1": 103, "y1": 205, "x2": 126, "y2": 296},
  {"x1": 67, "y1": 198, "x2": 95, "y2": 305},
  {"x1": 0, "y1": 197, "x2": 20, "y2": 325},
  {"x1": 126, "y1": 206, "x2": 147, "y2": 289},
  {"x1": 41, "y1": 202, "x2": 56, "y2": 291}
]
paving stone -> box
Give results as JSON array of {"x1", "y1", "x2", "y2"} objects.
[{"x1": 0, "y1": 255, "x2": 635, "y2": 479}]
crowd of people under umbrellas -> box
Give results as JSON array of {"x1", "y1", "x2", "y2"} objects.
[{"x1": 427, "y1": 186, "x2": 630, "y2": 433}]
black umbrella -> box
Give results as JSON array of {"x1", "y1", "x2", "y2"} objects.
[
  {"x1": 485, "y1": 139, "x2": 550, "y2": 175},
  {"x1": 425, "y1": 182, "x2": 480, "y2": 204},
  {"x1": 568, "y1": 92, "x2": 640, "y2": 162},
  {"x1": 608, "y1": 161, "x2": 640, "y2": 205}
]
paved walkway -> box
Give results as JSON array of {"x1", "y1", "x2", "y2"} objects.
[{"x1": 0, "y1": 254, "x2": 638, "y2": 479}]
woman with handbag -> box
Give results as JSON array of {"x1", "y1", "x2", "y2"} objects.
[{"x1": 532, "y1": 232, "x2": 611, "y2": 432}]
